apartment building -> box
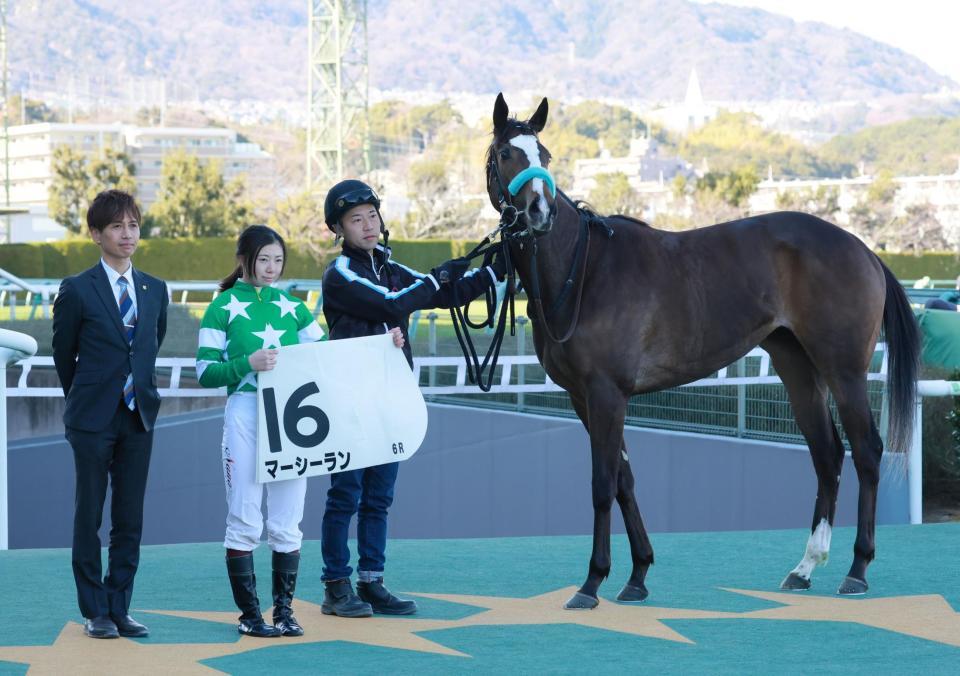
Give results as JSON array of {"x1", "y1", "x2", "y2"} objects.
[{"x1": 0, "y1": 122, "x2": 274, "y2": 242}]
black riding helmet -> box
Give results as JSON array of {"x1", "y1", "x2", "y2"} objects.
[{"x1": 324, "y1": 179, "x2": 382, "y2": 232}]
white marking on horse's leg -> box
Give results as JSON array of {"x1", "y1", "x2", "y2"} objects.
[{"x1": 789, "y1": 518, "x2": 832, "y2": 581}]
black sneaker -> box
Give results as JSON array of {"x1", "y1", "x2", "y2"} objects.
[
  {"x1": 356, "y1": 579, "x2": 418, "y2": 615},
  {"x1": 321, "y1": 579, "x2": 373, "y2": 618}
]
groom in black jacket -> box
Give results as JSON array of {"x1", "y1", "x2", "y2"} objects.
[{"x1": 52, "y1": 190, "x2": 169, "y2": 639}]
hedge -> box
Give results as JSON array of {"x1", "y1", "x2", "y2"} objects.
[
  {"x1": 2, "y1": 238, "x2": 957, "y2": 283},
  {"x1": 877, "y1": 252, "x2": 960, "y2": 281},
  {"x1": 0, "y1": 238, "x2": 462, "y2": 280}
]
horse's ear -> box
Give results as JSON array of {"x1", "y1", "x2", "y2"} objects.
[
  {"x1": 528, "y1": 97, "x2": 548, "y2": 132},
  {"x1": 493, "y1": 93, "x2": 509, "y2": 132}
]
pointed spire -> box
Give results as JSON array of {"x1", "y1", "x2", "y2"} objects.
[{"x1": 685, "y1": 68, "x2": 703, "y2": 108}]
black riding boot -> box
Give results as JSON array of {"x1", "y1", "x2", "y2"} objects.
[
  {"x1": 226, "y1": 553, "x2": 281, "y2": 638},
  {"x1": 272, "y1": 551, "x2": 304, "y2": 636},
  {"x1": 321, "y1": 579, "x2": 373, "y2": 618},
  {"x1": 356, "y1": 578, "x2": 418, "y2": 615}
]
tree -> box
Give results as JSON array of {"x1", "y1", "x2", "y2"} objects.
[
  {"x1": 265, "y1": 190, "x2": 336, "y2": 261},
  {"x1": 847, "y1": 170, "x2": 897, "y2": 249},
  {"x1": 588, "y1": 173, "x2": 645, "y2": 217},
  {"x1": 679, "y1": 110, "x2": 851, "y2": 178},
  {"x1": 399, "y1": 157, "x2": 483, "y2": 239},
  {"x1": 696, "y1": 166, "x2": 760, "y2": 208},
  {"x1": 48, "y1": 146, "x2": 137, "y2": 233},
  {"x1": 148, "y1": 150, "x2": 253, "y2": 238},
  {"x1": 775, "y1": 186, "x2": 841, "y2": 220}
]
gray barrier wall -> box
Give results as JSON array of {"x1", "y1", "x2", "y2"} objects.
[{"x1": 7, "y1": 403, "x2": 909, "y2": 549}]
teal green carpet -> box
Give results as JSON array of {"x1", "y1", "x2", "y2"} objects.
[{"x1": 1, "y1": 524, "x2": 958, "y2": 674}]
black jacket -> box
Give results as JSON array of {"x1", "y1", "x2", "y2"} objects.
[
  {"x1": 52, "y1": 263, "x2": 169, "y2": 432},
  {"x1": 321, "y1": 243, "x2": 497, "y2": 365}
]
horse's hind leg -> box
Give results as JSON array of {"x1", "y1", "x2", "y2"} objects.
[
  {"x1": 828, "y1": 375, "x2": 884, "y2": 595},
  {"x1": 762, "y1": 331, "x2": 845, "y2": 591},
  {"x1": 563, "y1": 380, "x2": 628, "y2": 610},
  {"x1": 614, "y1": 442, "x2": 654, "y2": 602}
]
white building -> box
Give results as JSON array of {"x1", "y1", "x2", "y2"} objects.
[
  {"x1": 571, "y1": 134, "x2": 695, "y2": 199},
  {"x1": 0, "y1": 122, "x2": 274, "y2": 242},
  {"x1": 644, "y1": 68, "x2": 718, "y2": 133}
]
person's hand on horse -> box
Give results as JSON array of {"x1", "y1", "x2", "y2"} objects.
[
  {"x1": 431, "y1": 257, "x2": 472, "y2": 285},
  {"x1": 388, "y1": 326, "x2": 405, "y2": 348},
  {"x1": 489, "y1": 250, "x2": 508, "y2": 282}
]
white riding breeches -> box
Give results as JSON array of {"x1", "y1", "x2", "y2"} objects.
[{"x1": 221, "y1": 393, "x2": 306, "y2": 552}]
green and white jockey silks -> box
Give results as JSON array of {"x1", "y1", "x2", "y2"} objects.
[{"x1": 196, "y1": 280, "x2": 326, "y2": 395}]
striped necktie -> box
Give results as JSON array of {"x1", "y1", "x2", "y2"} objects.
[{"x1": 117, "y1": 276, "x2": 138, "y2": 410}]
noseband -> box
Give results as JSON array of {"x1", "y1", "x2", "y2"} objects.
[{"x1": 487, "y1": 147, "x2": 557, "y2": 240}]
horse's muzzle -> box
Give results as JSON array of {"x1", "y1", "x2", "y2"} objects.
[{"x1": 530, "y1": 201, "x2": 558, "y2": 237}]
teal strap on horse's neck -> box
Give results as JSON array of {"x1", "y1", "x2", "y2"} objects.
[{"x1": 508, "y1": 167, "x2": 557, "y2": 198}]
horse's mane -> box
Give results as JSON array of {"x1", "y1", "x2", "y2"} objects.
[{"x1": 568, "y1": 197, "x2": 651, "y2": 229}]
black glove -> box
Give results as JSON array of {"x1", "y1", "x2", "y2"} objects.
[
  {"x1": 489, "y1": 250, "x2": 507, "y2": 282},
  {"x1": 431, "y1": 257, "x2": 472, "y2": 284}
]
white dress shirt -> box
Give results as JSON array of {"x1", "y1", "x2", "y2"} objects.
[{"x1": 100, "y1": 258, "x2": 138, "y2": 316}]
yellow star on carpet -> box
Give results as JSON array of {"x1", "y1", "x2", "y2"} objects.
[
  {"x1": 143, "y1": 598, "x2": 468, "y2": 657},
  {"x1": 0, "y1": 622, "x2": 246, "y2": 675},
  {"x1": 725, "y1": 588, "x2": 960, "y2": 648},
  {"x1": 410, "y1": 586, "x2": 739, "y2": 644}
]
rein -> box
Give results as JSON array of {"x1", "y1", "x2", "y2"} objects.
[{"x1": 446, "y1": 152, "x2": 610, "y2": 390}]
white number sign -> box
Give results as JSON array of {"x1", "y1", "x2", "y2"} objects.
[{"x1": 256, "y1": 333, "x2": 427, "y2": 483}]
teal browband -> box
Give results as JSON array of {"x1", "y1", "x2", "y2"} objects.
[{"x1": 508, "y1": 166, "x2": 557, "y2": 198}]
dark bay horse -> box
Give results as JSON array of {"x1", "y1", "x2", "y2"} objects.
[{"x1": 485, "y1": 94, "x2": 921, "y2": 609}]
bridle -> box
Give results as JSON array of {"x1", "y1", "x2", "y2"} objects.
[{"x1": 447, "y1": 131, "x2": 611, "y2": 390}]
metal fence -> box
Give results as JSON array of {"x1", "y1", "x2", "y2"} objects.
[{"x1": 409, "y1": 312, "x2": 887, "y2": 446}]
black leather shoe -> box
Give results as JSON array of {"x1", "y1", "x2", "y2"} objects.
[
  {"x1": 238, "y1": 617, "x2": 282, "y2": 638},
  {"x1": 322, "y1": 579, "x2": 373, "y2": 618},
  {"x1": 111, "y1": 614, "x2": 149, "y2": 638},
  {"x1": 357, "y1": 579, "x2": 418, "y2": 615},
  {"x1": 84, "y1": 616, "x2": 119, "y2": 639}
]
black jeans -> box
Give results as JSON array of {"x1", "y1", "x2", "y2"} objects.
[{"x1": 66, "y1": 401, "x2": 153, "y2": 619}]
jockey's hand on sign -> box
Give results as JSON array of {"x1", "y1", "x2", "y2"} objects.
[
  {"x1": 431, "y1": 257, "x2": 471, "y2": 284},
  {"x1": 249, "y1": 348, "x2": 279, "y2": 372},
  {"x1": 388, "y1": 326, "x2": 405, "y2": 348}
]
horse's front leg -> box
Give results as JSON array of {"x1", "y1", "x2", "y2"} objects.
[{"x1": 564, "y1": 380, "x2": 628, "y2": 610}]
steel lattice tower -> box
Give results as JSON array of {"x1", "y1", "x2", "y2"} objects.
[{"x1": 306, "y1": 0, "x2": 369, "y2": 192}]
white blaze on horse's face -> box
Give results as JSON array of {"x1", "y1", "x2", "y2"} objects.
[{"x1": 509, "y1": 134, "x2": 551, "y2": 227}]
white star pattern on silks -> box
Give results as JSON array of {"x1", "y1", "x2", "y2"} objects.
[
  {"x1": 221, "y1": 296, "x2": 252, "y2": 323},
  {"x1": 253, "y1": 323, "x2": 286, "y2": 348},
  {"x1": 272, "y1": 295, "x2": 299, "y2": 319},
  {"x1": 236, "y1": 371, "x2": 258, "y2": 391}
]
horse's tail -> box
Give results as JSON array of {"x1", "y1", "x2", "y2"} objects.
[{"x1": 879, "y1": 259, "x2": 921, "y2": 455}]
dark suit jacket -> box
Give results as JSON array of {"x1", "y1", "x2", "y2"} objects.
[{"x1": 52, "y1": 263, "x2": 169, "y2": 433}]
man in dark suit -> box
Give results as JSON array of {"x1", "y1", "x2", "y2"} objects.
[{"x1": 52, "y1": 190, "x2": 169, "y2": 639}]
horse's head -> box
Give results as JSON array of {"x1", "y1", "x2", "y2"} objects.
[{"x1": 486, "y1": 93, "x2": 557, "y2": 236}]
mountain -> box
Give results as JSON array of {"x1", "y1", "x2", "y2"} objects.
[{"x1": 7, "y1": 0, "x2": 954, "y2": 102}]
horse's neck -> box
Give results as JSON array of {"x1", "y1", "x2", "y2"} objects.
[{"x1": 511, "y1": 198, "x2": 582, "y2": 308}]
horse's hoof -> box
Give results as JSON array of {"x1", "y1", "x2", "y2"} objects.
[
  {"x1": 780, "y1": 573, "x2": 811, "y2": 591},
  {"x1": 616, "y1": 582, "x2": 649, "y2": 603},
  {"x1": 563, "y1": 591, "x2": 599, "y2": 610},
  {"x1": 837, "y1": 576, "x2": 868, "y2": 595}
]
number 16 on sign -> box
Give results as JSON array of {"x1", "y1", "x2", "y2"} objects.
[{"x1": 255, "y1": 336, "x2": 428, "y2": 483}]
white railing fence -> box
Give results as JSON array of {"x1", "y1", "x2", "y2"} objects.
[
  {"x1": 0, "y1": 339, "x2": 953, "y2": 550},
  {"x1": 0, "y1": 329, "x2": 38, "y2": 550}
]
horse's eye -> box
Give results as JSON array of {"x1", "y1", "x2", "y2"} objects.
[{"x1": 499, "y1": 148, "x2": 510, "y2": 160}]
